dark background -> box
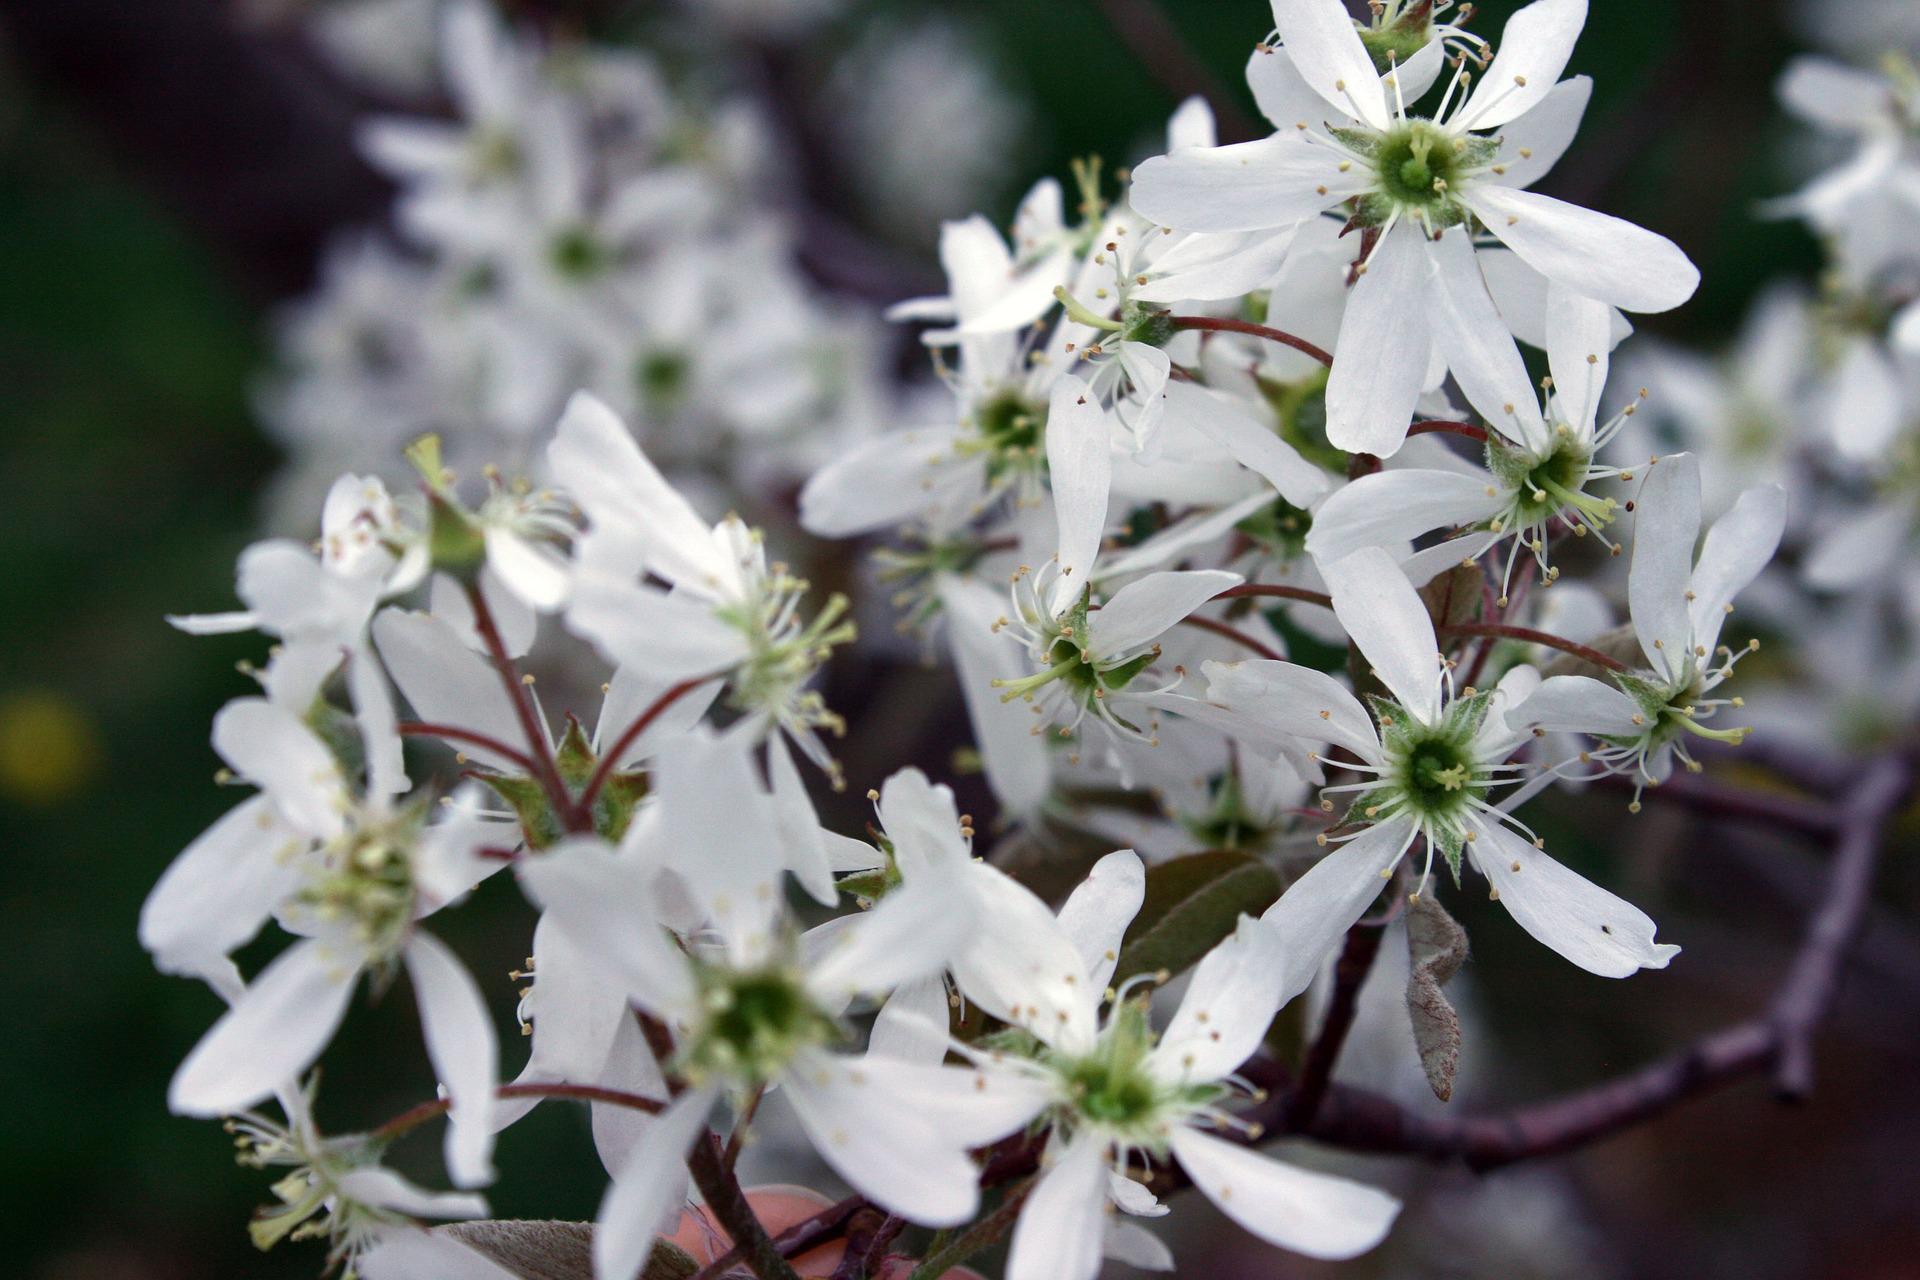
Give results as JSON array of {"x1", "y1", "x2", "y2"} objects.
[{"x1": 2, "y1": 1, "x2": 1914, "y2": 1277}]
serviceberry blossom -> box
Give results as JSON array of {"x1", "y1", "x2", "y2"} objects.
[
  {"x1": 1208, "y1": 546, "x2": 1679, "y2": 986},
  {"x1": 1511, "y1": 452, "x2": 1787, "y2": 802},
  {"x1": 1131, "y1": 0, "x2": 1695, "y2": 455}
]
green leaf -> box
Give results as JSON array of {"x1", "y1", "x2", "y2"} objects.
[
  {"x1": 1404, "y1": 895, "x2": 1469, "y2": 1102},
  {"x1": 1112, "y1": 850, "x2": 1283, "y2": 985}
]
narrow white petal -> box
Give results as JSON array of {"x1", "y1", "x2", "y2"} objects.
[
  {"x1": 1306, "y1": 469, "x2": 1505, "y2": 568},
  {"x1": 1006, "y1": 1133, "x2": 1111, "y2": 1280},
  {"x1": 1804, "y1": 497, "x2": 1914, "y2": 591},
  {"x1": 1424, "y1": 232, "x2": 1548, "y2": 451},
  {"x1": 1045, "y1": 375, "x2": 1113, "y2": 611},
  {"x1": 876, "y1": 767, "x2": 972, "y2": 881},
  {"x1": 1055, "y1": 849, "x2": 1145, "y2": 991},
  {"x1": 1323, "y1": 547, "x2": 1442, "y2": 724},
  {"x1": 1200, "y1": 658, "x2": 1379, "y2": 762},
  {"x1": 1089, "y1": 570, "x2": 1241, "y2": 658},
  {"x1": 1168, "y1": 1127, "x2": 1399, "y2": 1259},
  {"x1": 336, "y1": 1168, "x2": 488, "y2": 1220},
  {"x1": 1628, "y1": 453, "x2": 1703, "y2": 682},
  {"x1": 1246, "y1": 46, "x2": 1340, "y2": 134},
  {"x1": 212, "y1": 699, "x2": 346, "y2": 840},
  {"x1": 1325, "y1": 223, "x2": 1433, "y2": 456},
  {"x1": 169, "y1": 938, "x2": 359, "y2": 1116},
  {"x1": 799, "y1": 426, "x2": 979, "y2": 537},
  {"x1": 1261, "y1": 819, "x2": 1410, "y2": 1008},
  {"x1": 1270, "y1": 0, "x2": 1391, "y2": 129},
  {"x1": 1453, "y1": 0, "x2": 1588, "y2": 130},
  {"x1": 805, "y1": 875, "x2": 973, "y2": 1004},
  {"x1": 941, "y1": 576, "x2": 1052, "y2": 816},
  {"x1": 482, "y1": 527, "x2": 570, "y2": 612},
  {"x1": 1544, "y1": 282, "x2": 1615, "y2": 433},
  {"x1": 593, "y1": 1086, "x2": 714, "y2": 1280},
  {"x1": 1472, "y1": 821, "x2": 1679, "y2": 976},
  {"x1": 1688, "y1": 484, "x2": 1786, "y2": 655},
  {"x1": 1486, "y1": 75, "x2": 1592, "y2": 189},
  {"x1": 845, "y1": 1054, "x2": 1054, "y2": 1149},
  {"x1": 517, "y1": 838, "x2": 696, "y2": 1016},
  {"x1": 1129, "y1": 138, "x2": 1357, "y2": 233},
  {"x1": 869, "y1": 977, "x2": 952, "y2": 1065},
  {"x1": 139, "y1": 795, "x2": 304, "y2": 981},
  {"x1": 951, "y1": 864, "x2": 1099, "y2": 1054},
  {"x1": 374, "y1": 608, "x2": 525, "y2": 770},
  {"x1": 406, "y1": 934, "x2": 499, "y2": 1188},
  {"x1": 1508, "y1": 674, "x2": 1643, "y2": 738},
  {"x1": 1152, "y1": 914, "x2": 1289, "y2": 1085},
  {"x1": 1168, "y1": 380, "x2": 1330, "y2": 506},
  {"x1": 1466, "y1": 184, "x2": 1698, "y2": 314}
]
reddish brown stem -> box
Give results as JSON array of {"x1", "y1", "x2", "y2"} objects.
[
  {"x1": 1213, "y1": 582, "x2": 1335, "y2": 609},
  {"x1": 464, "y1": 581, "x2": 573, "y2": 822},
  {"x1": 1439, "y1": 621, "x2": 1628, "y2": 672},
  {"x1": 1179, "y1": 615, "x2": 1284, "y2": 661},
  {"x1": 1282, "y1": 922, "x2": 1384, "y2": 1133},
  {"x1": 1408, "y1": 419, "x2": 1491, "y2": 443},
  {"x1": 1168, "y1": 315, "x2": 1335, "y2": 367},
  {"x1": 397, "y1": 721, "x2": 537, "y2": 772},
  {"x1": 372, "y1": 1080, "x2": 666, "y2": 1141},
  {"x1": 574, "y1": 675, "x2": 714, "y2": 819}
]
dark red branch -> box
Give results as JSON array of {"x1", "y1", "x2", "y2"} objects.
[
  {"x1": 464, "y1": 581, "x2": 574, "y2": 823},
  {"x1": 1407, "y1": 419, "x2": 1491, "y2": 443},
  {"x1": 1168, "y1": 315, "x2": 1335, "y2": 367},
  {"x1": 1438, "y1": 621, "x2": 1628, "y2": 672},
  {"x1": 1282, "y1": 922, "x2": 1385, "y2": 1132},
  {"x1": 397, "y1": 721, "x2": 536, "y2": 772},
  {"x1": 1178, "y1": 615, "x2": 1284, "y2": 661},
  {"x1": 1213, "y1": 582, "x2": 1336, "y2": 610},
  {"x1": 372, "y1": 1080, "x2": 665, "y2": 1141},
  {"x1": 574, "y1": 675, "x2": 713, "y2": 818}
]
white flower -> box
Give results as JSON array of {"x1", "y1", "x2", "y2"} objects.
[
  {"x1": 1206, "y1": 546, "x2": 1678, "y2": 984},
  {"x1": 549, "y1": 392, "x2": 854, "y2": 773},
  {"x1": 975, "y1": 378, "x2": 1242, "y2": 772},
  {"x1": 1510, "y1": 453, "x2": 1787, "y2": 800},
  {"x1": 227, "y1": 1079, "x2": 488, "y2": 1274},
  {"x1": 1306, "y1": 283, "x2": 1634, "y2": 597},
  {"x1": 155, "y1": 697, "x2": 507, "y2": 1188},
  {"x1": 940, "y1": 856, "x2": 1398, "y2": 1279},
  {"x1": 517, "y1": 736, "x2": 1045, "y2": 1277},
  {"x1": 1131, "y1": 0, "x2": 1695, "y2": 455}
]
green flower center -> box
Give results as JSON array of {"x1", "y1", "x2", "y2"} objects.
[
  {"x1": 1486, "y1": 436, "x2": 1614, "y2": 534},
  {"x1": 1376, "y1": 123, "x2": 1461, "y2": 208},
  {"x1": 969, "y1": 390, "x2": 1048, "y2": 481},
  {"x1": 684, "y1": 965, "x2": 836, "y2": 1083},
  {"x1": 1359, "y1": 691, "x2": 1497, "y2": 878},
  {"x1": 300, "y1": 810, "x2": 428, "y2": 963},
  {"x1": 549, "y1": 226, "x2": 610, "y2": 281},
  {"x1": 1049, "y1": 1002, "x2": 1217, "y2": 1148},
  {"x1": 635, "y1": 349, "x2": 690, "y2": 412}
]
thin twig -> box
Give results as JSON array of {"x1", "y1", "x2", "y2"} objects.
[
  {"x1": 1407, "y1": 419, "x2": 1491, "y2": 443},
  {"x1": 575, "y1": 675, "x2": 714, "y2": 820},
  {"x1": 465, "y1": 580, "x2": 573, "y2": 821},
  {"x1": 1213, "y1": 582, "x2": 1335, "y2": 610},
  {"x1": 1169, "y1": 315, "x2": 1335, "y2": 366},
  {"x1": 1438, "y1": 621, "x2": 1628, "y2": 672},
  {"x1": 830, "y1": 1208, "x2": 903, "y2": 1280},
  {"x1": 372, "y1": 1080, "x2": 665, "y2": 1141},
  {"x1": 396, "y1": 721, "x2": 536, "y2": 772},
  {"x1": 1281, "y1": 921, "x2": 1385, "y2": 1133},
  {"x1": 1178, "y1": 614, "x2": 1284, "y2": 660}
]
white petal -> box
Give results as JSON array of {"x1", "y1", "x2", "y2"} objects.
[
  {"x1": 1453, "y1": 0, "x2": 1588, "y2": 130},
  {"x1": 1471, "y1": 820, "x2": 1678, "y2": 976},
  {"x1": 869, "y1": 976, "x2": 952, "y2": 1065},
  {"x1": 1485, "y1": 75, "x2": 1591, "y2": 189},
  {"x1": 1168, "y1": 380, "x2": 1331, "y2": 505},
  {"x1": 406, "y1": 933, "x2": 499, "y2": 1188},
  {"x1": 211, "y1": 698, "x2": 345, "y2": 841},
  {"x1": 1544, "y1": 282, "x2": 1615, "y2": 432},
  {"x1": 762, "y1": 733, "x2": 839, "y2": 906},
  {"x1": 1105, "y1": 1220, "x2": 1177, "y2": 1271},
  {"x1": 565, "y1": 574, "x2": 747, "y2": 680},
  {"x1": 1270, "y1": 0, "x2": 1391, "y2": 130},
  {"x1": 1777, "y1": 55, "x2": 1893, "y2": 132},
  {"x1": 782, "y1": 1051, "x2": 983, "y2": 1227},
  {"x1": 1129, "y1": 137, "x2": 1358, "y2": 233},
  {"x1": 373, "y1": 609, "x2": 526, "y2": 772},
  {"x1": 166, "y1": 609, "x2": 257, "y2": 635},
  {"x1": 1168, "y1": 1127, "x2": 1399, "y2": 1259},
  {"x1": 1466, "y1": 184, "x2": 1698, "y2": 313},
  {"x1": 805, "y1": 875, "x2": 973, "y2": 1004},
  {"x1": 950, "y1": 864, "x2": 1099, "y2": 1054},
  {"x1": 1894, "y1": 299, "x2": 1920, "y2": 356},
  {"x1": 1006, "y1": 1133, "x2": 1111, "y2": 1280},
  {"x1": 1306, "y1": 469, "x2": 1505, "y2": 568},
  {"x1": 1628, "y1": 453, "x2": 1702, "y2": 682},
  {"x1": 1508, "y1": 674, "x2": 1643, "y2": 737},
  {"x1": 358, "y1": 1229, "x2": 509, "y2": 1280},
  {"x1": 139, "y1": 795, "x2": 304, "y2": 981},
  {"x1": 1827, "y1": 339, "x2": 1905, "y2": 461},
  {"x1": 1261, "y1": 818, "x2": 1410, "y2": 1008},
  {"x1": 1688, "y1": 484, "x2": 1786, "y2": 655},
  {"x1": 336, "y1": 1168, "x2": 488, "y2": 1220},
  {"x1": 845, "y1": 1054, "x2": 1054, "y2": 1149},
  {"x1": 1246, "y1": 46, "x2": 1338, "y2": 133},
  {"x1": 1424, "y1": 232, "x2": 1548, "y2": 451},
  {"x1": 1089, "y1": 570, "x2": 1241, "y2": 658},
  {"x1": 496, "y1": 913, "x2": 629, "y2": 1128},
  {"x1": 1045, "y1": 376, "x2": 1114, "y2": 611},
  {"x1": 594, "y1": 1085, "x2": 715, "y2": 1280},
  {"x1": 347, "y1": 641, "x2": 408, "y2": 800},
  {"x1": 877, "y1": 767, "x2": 972, "y2": 881},
  {"x1": 548, "y1": 391, "x2": 734, "y2": 596},
  {"x1": 168, "y1": 938, "x2": 359, "y2": 1116},
  {"x1": 482, "y1": 527, "x2": 569, "y2": 612},
  {"x1": 1054, "y1": 849, "x2": 1145, "y2": 991},
  {"x1": 1804, "y1": 497, "x2": 1914, "y2": 591},
  {"x1": 517, "y1": 837, "x2": 696, "y2": 1016},
  {"x1": 1152, "y1": 914, "x2": 1289, "y2": 1085},
  {"x1": 595, "y1": 665, "x2": 721, "y2": 770},
  {"x1": 236, "y1": 539, "x2": 381, "y2": 641},
  {"x1": 1325, "y1": 222, "x2": 1433, "y2": 456},
  {"x1": 1322, "y1": 547, "x2": 1442, "y2": 723},
  {"x1": 941, "y1": 576, "x2": 1052, "y2": 816},
  {"x1": 799, "y1": 426, "x2": 979, "y2": 537},
  {"x1": 1200, "y1": 658, "x2": 1379, "y2": 762}
]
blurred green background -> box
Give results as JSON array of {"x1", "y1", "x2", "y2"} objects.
[{"x1": 6, "y1": 1, "x2": 1914, "y2": 1277}]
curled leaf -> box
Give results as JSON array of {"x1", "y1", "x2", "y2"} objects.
[
  {"x1": 438, "y1": 1221, "x2": 699, "y2": 1280},
  {"x1": 1405, "y1": 895, "x2": 1469, "y2": 1102}
]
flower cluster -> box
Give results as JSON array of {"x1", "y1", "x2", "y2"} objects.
[{"x1": 140, "y1": 1, "x2": 1919, "y2": 1278}]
